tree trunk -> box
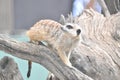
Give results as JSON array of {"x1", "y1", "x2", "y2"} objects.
[{"x1": 0, "y1": 9, "x2": 120, "y2": 80}]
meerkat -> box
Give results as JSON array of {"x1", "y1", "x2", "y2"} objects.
[{"x1": 26, "y1": 19, "x2": 81, "y2": 77}]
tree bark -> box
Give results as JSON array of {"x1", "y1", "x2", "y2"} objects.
[
  {"x1": 0, "y1": 35, "x2": 93, "y2": 80},
  {"x1": 0, "y1": 56, "x2": 23, "y2": 80},
  {"x1": 0, "y1": 9, "x2": 120, "y2": 80}
]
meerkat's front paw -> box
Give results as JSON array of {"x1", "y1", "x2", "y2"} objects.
[
  {"x1": 66, "y1": 60, "x2": 77, "y2": 70},
  {"x1": 65, "y1": 60, "x2": 73, "y2": 68}
]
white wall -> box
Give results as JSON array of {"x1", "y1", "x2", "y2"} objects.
[{"x1": 0, "y1": 0, "x2": 13, "y2": 33}]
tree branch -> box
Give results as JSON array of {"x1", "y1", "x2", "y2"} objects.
[
  {"x1": 0, "y1": 34, "x2": 93, "y2": 80},
  {"x1": 97, "y1": 0, "x2": 110, "y2": 17}
]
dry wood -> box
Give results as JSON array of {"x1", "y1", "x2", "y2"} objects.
[
  {"x1": 0, "y1": 56, "x2": 23, "y2": 80},
  {"x1": 0, "y1": 35, "x2": 93, "y2": 80},
  {"x1": 70, "y1": 9, "x2": 120, "y2": 80}
]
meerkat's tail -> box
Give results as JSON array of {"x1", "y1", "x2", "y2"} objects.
[{"x1": 27, "y1": 60, "x2": 32, "y2": 78}]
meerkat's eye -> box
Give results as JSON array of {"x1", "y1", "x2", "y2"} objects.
[{"x1": 66, "y1": 25, "x2": 73, "y2": 29}]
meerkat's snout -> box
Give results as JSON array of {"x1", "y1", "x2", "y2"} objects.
[{"x1": 77, "y1": 29, "x2": 81, "y2": 36}]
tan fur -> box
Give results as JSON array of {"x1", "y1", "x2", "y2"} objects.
[{"x1": 27, "y1": 19, "x2": 81, "y2": 67}]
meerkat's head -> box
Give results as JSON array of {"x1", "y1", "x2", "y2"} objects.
[{"x1": 61, "y1": 23, "x2": 81, "y2": 37}]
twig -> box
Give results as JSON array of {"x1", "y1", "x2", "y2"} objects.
[{"x1": 97, "y1": 0, "x2": 110, "y2": 17}]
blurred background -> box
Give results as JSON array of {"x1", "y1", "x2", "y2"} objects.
[{"x1": 0, "y1": 0, "x2": 73, "y2": 33}]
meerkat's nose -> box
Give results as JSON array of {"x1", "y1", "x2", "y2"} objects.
[{"x1": 77, "y1": 29, "x2": 81, "y2": 35}]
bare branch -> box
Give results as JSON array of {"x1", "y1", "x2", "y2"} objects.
[
  {"x1": 97, "y1": 0, "x2": 110, "y2": 17},
  {"x1": 0, "y1": 34, "x2": 93, "y2": 80}
]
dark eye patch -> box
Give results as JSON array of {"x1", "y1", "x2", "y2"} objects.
[{"x1": 66, "y1": 25, "x2": 73, "y2": 29}]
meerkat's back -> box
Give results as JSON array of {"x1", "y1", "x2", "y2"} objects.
[
  {"x1": 27, "y1": 20, "x2": 62, "y2": 42},
  {"x1": 27, "y1": 19, "x2": 81, "y2": 53}
]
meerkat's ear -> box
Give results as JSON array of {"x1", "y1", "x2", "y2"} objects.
[
  {"x1": 67, "y1": 13, "x2": 73, "y2": 23},
  {"x1": 59, "y1": 14, "x2": 66, "y2": 25}
]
